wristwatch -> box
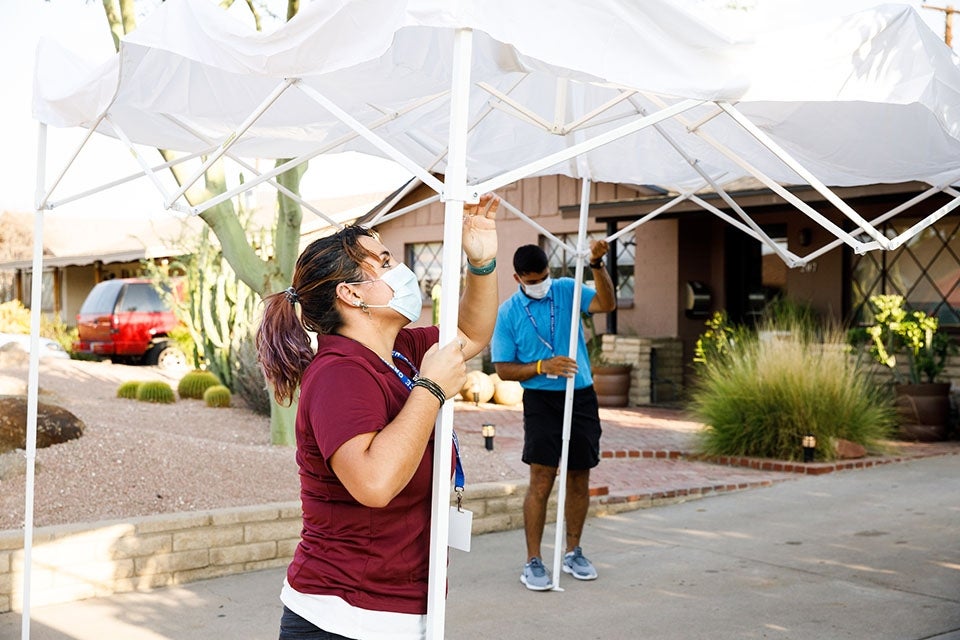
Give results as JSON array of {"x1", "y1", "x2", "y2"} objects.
[{"x1": 589, "y1": 259, "x2": 604, "y2": 270}]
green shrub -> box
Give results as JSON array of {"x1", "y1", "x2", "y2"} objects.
[
  {"x1": 230, "y1": 328, "x2": 271, "y2": 416},
  {"x1": 177, "y1": 370, "x2": 221, "y2": 399},
  {"x1": 0, "y1": 300, "x2": 78, "y2": 353},
  {"x1": 0, "y1": 301, "x2": 30, "y2": 333},
  {"x1": 116, "y1": 381, "x2": 143, "y2": 399},
  {"x1": 168, "y1": 325, "x2": 200, "y2": 369},
  {"x1": 693, "y1": 311, "x2": 744, "y2": 367},
  {"x1": 136, "y1": 381, "x2": 176, "y2": 404},
  {"x1": 690, "y1": 323, "x2": 897, "y2": 462},
  {"x1": 203, "y1": 385, "x2": 232, "y2": 408}
]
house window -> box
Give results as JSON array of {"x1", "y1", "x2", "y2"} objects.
[
  {"x1": 22, "y1": 269, "x2": 56, "y2": 313},
  {"x1": 405, "y1": 242, "x2": 466, "y2": 303},
  {"x1": 0, "y1": 272, "x2": 14, "y2": 304},
  {"x1": 850, "y1": 217, "x2": 960, "y2": 327},
  {"x1": 542, "y1": 233, "x2": 635, "y2": 303}
]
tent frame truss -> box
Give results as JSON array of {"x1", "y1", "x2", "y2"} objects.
[{"x1": 24, "y1": 23, "x2": 960, "y2": 640}]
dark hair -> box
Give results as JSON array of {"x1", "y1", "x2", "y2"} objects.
[
  {"x1": 256, "y1": 225, "x2": 378, "y2": 405},
  {"x1": 513, "y1": 244, "x2": 548, "y2": 276}
]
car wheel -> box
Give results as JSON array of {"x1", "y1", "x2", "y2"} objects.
[{"x1": 147, "y1": 342, "x2": 187, "y2": 370}]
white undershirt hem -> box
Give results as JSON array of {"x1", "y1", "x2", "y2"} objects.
[{"x1": 281, "y1": 578, "x2": 426, "y2": 640}]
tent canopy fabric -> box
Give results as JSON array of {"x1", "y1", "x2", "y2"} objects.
[
  {"x1": 23, "y1": 2, "x2": 960, "y2": 637},
  {"x1": 33, "y1": 0, "x2": 960, "y2": 195}
]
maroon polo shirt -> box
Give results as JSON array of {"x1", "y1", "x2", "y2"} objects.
[{"x1": 287, "y1": 326, "x2": 442, "y2": 615}]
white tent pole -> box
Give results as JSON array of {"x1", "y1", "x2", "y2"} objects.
[
  {"x1": 772, "y1": 178, "x2": 960, "y2": 263},
  {"x1": 551, "y1": 178, "x2": 591, "y2": 590},
  {"x1": 165, "y1": 78, "x2": 297, "y2": 207},
  {"x1": 474, "y1": 98, "x2": 704, "y2": 195},
  {"x1": 296, "y1": 83, "x2": 446, "y2": 195},
  {"x1": 477, "y1": 80, "x2": 553, "y2": 131},
  {"x1": 889, "y1": 197, "x2": 960, "y2": 250},
  {"x1": 688, "y1": 195, "x2": 803, "y2": 264},
  {"x1": 497, "y1": 198, "x2": 572, "y2": 250},
  {"x1": 22, "y1": 122, "x2": 49, "y2": 640},
  {"x1": 368, "y1": 179, "x2": 426, "y2": 224},
  {"x1": 373, "y1": 194, "x2": 442, "y2": 226},
  {"x1": 106, "y1": 116, "x2": 179, "y2": 206},
  {"x1": 36, "y1": 112, "x2": 106, "y2": 211},
  {"x1": 186, "y1": 89, "x2": 450, "y2": 216},
  {"x1": 48, "y1": 148, "x2": 210, "y2": 210},
  {"x1": 561, "y1": 90, "x2": 637, "y2": 135},
  {"x1": 718, "y1": 102, "x2": 891, "y2": 250},
  {"x1": 426, "y1": 26, "x2": 473, "y2": 640},
  {"x1": 631, "y1": 101, "x2": 800, "y2": 267},
  {"x1": 640, "y1": 93, "x2": 870, "y2": 253}
]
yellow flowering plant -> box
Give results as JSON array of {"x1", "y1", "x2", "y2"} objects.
[{"x1": 863, "y1": 294, "x2": 953, "y2": 384}]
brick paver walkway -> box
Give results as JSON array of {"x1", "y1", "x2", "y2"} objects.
[{"x1": 453, "y1": 401, "x2": 960, "y2": 505}]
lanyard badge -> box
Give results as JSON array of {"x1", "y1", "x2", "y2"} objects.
[{"x1": 381, "y1": 350, "x2": 470, "y2": 546}]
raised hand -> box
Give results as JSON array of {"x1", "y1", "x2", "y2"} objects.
[
  {"x1": 463, "y1": 194, "x2": 499, "y2": 267},
  {"x1": 418, "y1": 341, "x2": 467, "y2": 400}
]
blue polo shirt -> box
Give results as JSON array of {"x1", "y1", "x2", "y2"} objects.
[{"x1": 491, "y1": 277, "x2": 596, "y2": 391}]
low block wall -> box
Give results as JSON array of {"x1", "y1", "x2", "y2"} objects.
[
  {"x1": 600, "y1": 335, "x2": 685, "y2": 405},
  {"x1": 0, "y1": 480, "x2": 650, "y2": 614}
]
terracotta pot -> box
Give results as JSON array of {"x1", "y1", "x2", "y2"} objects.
[
  {"x1": 593, "y1": 364, "x2": 631, "y2": 407},
  {"x1": 894, "y1": 382, "x2": 951, "y2": 441}
]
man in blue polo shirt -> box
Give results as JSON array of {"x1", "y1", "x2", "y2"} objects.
[{"x1": 492, "y1": 242, "x2": 616, "y2": 591}]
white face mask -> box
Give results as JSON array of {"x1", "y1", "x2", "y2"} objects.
[
  {"x1": 352, "y1": 264, "x2": 423, "y2": 322},
  {"x1": 522, "y1": 276, "x2": 552, "y2": 300}
]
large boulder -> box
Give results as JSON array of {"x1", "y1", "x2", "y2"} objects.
[{"x1": 0, "y1": 397, "x2": 85, "y2": 451}]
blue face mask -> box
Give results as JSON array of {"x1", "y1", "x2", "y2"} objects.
[{"x1": 352, "y1": 264, "x2": 423, "y2": 323}]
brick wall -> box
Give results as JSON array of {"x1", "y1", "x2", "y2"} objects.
[
  {"x1": 0, "y1": 480, "x2": 653, "y2": 614},
  {"x1": 600, "y1": 335, "x2": 685, "y2": 406}
]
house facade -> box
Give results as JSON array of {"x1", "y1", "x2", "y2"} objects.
[{"x1": 370, "y1": 177, "x2": 960, "y2": 394}]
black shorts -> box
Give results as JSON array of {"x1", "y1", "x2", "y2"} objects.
[{"x1": 521, "y1": 386, "x2": 602, "y2": 470}]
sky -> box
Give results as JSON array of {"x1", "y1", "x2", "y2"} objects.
[{"x1": 0, "y1": 0, "x2": 953, "y2": 220}]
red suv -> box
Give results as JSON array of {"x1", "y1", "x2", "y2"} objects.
[{"x1": 72, "y1": 278, "x2": 186, "y2": 369}]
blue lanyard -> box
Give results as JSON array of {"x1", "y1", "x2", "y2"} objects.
[
  {"x1": 382, "y1": 350, "x2": 465, "y2": 491},
  {"x1": 523, "y1": 297, "x2": 555, "y2": 354}
]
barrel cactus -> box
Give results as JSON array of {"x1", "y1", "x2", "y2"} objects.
[
  {"x1": 203, "y1": 385, "x2": 232, "y2": 408},
  {"x1": 177, "y1": 370, "x2": 221, "y2": 400},
  {"x1": 116, "y1": 381, "x2": 143, "y2": 400},
  {"x1": 136, "y1": 381, "x2": 176, "y2": 404}
]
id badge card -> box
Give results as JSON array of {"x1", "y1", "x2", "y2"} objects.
[{"x1": 448, "y1": 506, "x2": 473, "y2": 552}]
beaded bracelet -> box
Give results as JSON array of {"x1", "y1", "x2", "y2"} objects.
[
  {"x1": 467, "y1": 257, "x2": 496, "y2": 276},
  {"x1": 413, "y1": 377, "x2": 446, "y2": 407}
]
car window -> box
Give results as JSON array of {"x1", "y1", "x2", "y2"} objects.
[
  {"x1": 78, "y1": 281, "x2": 123, "y2": 314},
  {"x1": 118, "y1": 284, "x2": 167, "y2": 313}
]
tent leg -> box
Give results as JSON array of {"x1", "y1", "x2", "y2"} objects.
[
  {"x1": 426, "y1": 26, "x2": 473, "y2": 640},
  {"x1": 22, "y1": 123, "x2": 48, "y2": 640},
  {"x1": 550, "y1": 178, "x2": 593, "y2": 590}
]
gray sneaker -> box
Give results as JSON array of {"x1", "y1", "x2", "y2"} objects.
[
  {"x1": 521, "y1": 557, "x2": 552, "y2": 591},
  {"x1": 562, "y1": 547, "x2": 598, "y2": 580}
]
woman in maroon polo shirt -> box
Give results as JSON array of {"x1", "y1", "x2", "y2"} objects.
[{"x1": 257, "y1": 195, "x2": 499, "y2": 640}]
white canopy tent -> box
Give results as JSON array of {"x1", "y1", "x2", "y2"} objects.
[{"x1": 24, "y1": 0, "x2": 960, "y2": 637}]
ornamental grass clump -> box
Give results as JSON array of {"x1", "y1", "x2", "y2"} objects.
[
  {"x1": 690, "y1": 321, "x2": 896, "y2": 462},
  {"x1": 116, "y1": 381, "x2": 142, "y2": 399},
  {"x1": 203, "y1": 385, "x2": 232, "y2": 408},
  {"x1": 177, "y1": 370, "x2": 221, "y2": 400},
  {"x1": 136, "y1": 380, "x2": 176, "y2": 404}
]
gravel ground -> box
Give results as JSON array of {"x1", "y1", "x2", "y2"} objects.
[{"x1": 0, "y1": 353, "x2": 520, "y2": 531}]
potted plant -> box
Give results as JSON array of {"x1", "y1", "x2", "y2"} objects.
[
  {"x1": 855, "y1": 294, "x2": 955, "y2": 440},
  {"x1": 583, "y1": 313, "x2": 632, "y2": 407}
]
